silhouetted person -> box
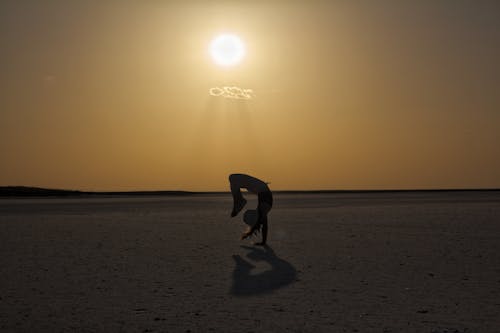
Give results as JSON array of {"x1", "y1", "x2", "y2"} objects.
[{"x1": 229, "y1": 173, "x2": 273, "y2": 245}]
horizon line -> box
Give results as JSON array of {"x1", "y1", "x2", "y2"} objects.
[{"x1": 1, "y1": 185, "x2": 500, "y2": 197}]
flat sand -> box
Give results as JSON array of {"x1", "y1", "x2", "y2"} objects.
[{"x1": 1, "y1": 192, "x2": 499, "y2": 332}]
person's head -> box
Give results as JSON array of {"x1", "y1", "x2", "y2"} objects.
[{"x1": 243, "y1": 209, "x2": 258, "y2": 227}]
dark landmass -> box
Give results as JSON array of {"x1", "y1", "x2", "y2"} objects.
[
  {"x1": 0, "y1": 186, "x2": 85, "y2": 197},
  {"x1": 0, "y1": 186, "x2": 194, "y2": 197},
  {"x1": 273, "y1": 188, "x2": 500, "y2": 194},
  {"x1": 1, "y1": 186, "x2": 499, "y2": 198}
]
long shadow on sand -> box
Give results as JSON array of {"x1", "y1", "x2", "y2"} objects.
[{"x1": 230, "y1": 245, "x2": 296, "y2": 296}]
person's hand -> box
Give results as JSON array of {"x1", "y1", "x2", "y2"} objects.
[{"x1": 241, "y1": 231, "x2": 252, "y2": 240}]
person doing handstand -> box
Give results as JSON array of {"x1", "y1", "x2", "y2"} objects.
[{"x1": 229, "y1": 173, "x2": 273, "y2": 245}]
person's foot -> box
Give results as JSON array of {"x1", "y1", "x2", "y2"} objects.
[{"x1": 231, "y1": 198, "x2": 247, "y2": 217}]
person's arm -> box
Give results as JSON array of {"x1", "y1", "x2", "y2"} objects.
[{"x1": 259, "y1": 222, "x2": 268, "y2": 245}]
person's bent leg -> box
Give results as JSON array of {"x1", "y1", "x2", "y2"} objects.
[{"x1": 229, "y1": 175, "x2": 246, "y2": 217}]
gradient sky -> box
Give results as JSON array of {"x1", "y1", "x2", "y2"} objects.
[{"x1": 1, "y1": 1, "x2": 499, "y2": 191}]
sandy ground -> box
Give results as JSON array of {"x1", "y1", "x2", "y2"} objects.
[{"x1": 0, "y1": 192, "x2": 499, "y2": 333}]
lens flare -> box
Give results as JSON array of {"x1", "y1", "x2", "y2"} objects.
[{"x1": 209, "y1": 86, "x2": 254, "y2": 100}]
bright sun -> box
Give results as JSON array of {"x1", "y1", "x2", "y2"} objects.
[{"x1": 209, "y1": 34, "x2": 246, "y2": 67}]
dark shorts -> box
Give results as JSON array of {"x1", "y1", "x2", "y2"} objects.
[{"x1": 258, "y1": 190, "x2": 273, "y2": 208}]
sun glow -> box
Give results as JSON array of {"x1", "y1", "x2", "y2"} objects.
[{"x1": 209, "y1": 34, "x2": 246, "y2": 67}]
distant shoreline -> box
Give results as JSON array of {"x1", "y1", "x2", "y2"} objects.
[{"x1": 1, "y1": 186, "x2": 499, "y2": 198}]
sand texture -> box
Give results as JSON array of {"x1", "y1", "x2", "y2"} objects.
[{"x1": 1, "y1": 192, "x2": 499, "y2": 332}]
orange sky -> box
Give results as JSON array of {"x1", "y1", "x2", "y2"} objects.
[{"x1": 1, "y1": 1, "x2": 499, "y2": 191}]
